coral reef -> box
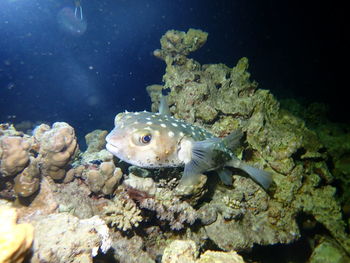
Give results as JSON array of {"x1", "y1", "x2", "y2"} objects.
[
  {"x1": 109, "y1": 232, "x2": 154, "y2": 263},
  {"x1": 308, "y1": 236, "x2": 350, "y2": 263},
  {"x1": 80, "y1": 129, "x2": 113, "y2": 164},
  {"x1": 162, "y1": 240, "x2": 198, "y2": 263},
  {"x1": 0, "y1": 122, "x2": 78, "y2": 198},
  {"x1": 28, "y1": 213, "x2": 111, "y2": 263},
  {"x1": 281, "y1": 99, "x2": 350, "y2": 214},
  {"x1": 0, "y1": 136, "x2": 30, "y2": 177},
  {"x1": 123, "y1": 175, "x2": 198, "y2": 230},
  {"x1": 161, "y1": 240, "x2": 245, "y2": 263},
  {"x1": 148, "y1": 28, "x2": 350, "y2": 253},
  {"x1": 0, "y1": 206, "x2": 34, "y2": 263},
  {"x1": 103, "y1": 196, "x2": 142, "y2": 231},
  {"x1": 34, "y1": 122, "x2": 78, "y2": 180},
  {"x1": 1, "y1": 29, "x2": 350, "y2": 263},
  {"x1": 85, "y1": 129, "x2": 109, "y2": 153},
  {"x1": 83, "y1": 161, "x2": 122, "y2": 195}
]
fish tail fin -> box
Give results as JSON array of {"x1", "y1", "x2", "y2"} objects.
[
  {"x1": 239, "y1": 163, "x2": 272, "y2": 190},
  {"x1": 227, "y1": 157, "x2": 272, "y2": 190}
]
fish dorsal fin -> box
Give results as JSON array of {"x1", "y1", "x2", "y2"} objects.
[
  {"x1": 159, "y1": 95, "x2": 171, "y2": 116},
  {"x1": 221, "y1": 129, "x2": 243, "y2": 151}
]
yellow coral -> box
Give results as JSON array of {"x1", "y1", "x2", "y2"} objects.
[{"x1": 0, "y1": 206, "x2": 34, "y2": 263}]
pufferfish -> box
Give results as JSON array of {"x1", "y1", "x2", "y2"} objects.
[{"x1": 106, "y1": 97, "x2": 272, "y2": 190}]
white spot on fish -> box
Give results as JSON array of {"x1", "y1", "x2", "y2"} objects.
[
  {"x1": 179, "y1": 132, "x2": 184, "y2": 137},
  {"x1": 146, "y1": 117, "x2": 151, "y2": 120},
  {"x1": 144, "y1": 126, "x2": 152, "y2": 131},
  {"x1": 146, "y1": 121, "x2": 153, "y2": 125},
  {"x1": 160, "y1": 123, "x2": 167, "y2": 128},
  {"x1": 134, "y1": 112, "x2": 139, "y2": 115},
  {"x1": 171, "y1": 123, "x2": 178, "y2": 127},
  {"x1": 168, "y1": 131, "x2": 175, "y2": 137},
  {"x1": 134, "y1": 121, "x2": 139, "y2": 125},
  {"x1": 181, "y1": 124, "x2": 187, "y2": 128}
]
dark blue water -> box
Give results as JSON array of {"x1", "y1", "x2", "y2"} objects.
[{"x1": 0, "y1": 0, "x2": 346, "y2": 141}]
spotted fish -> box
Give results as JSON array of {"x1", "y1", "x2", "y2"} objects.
[{"x1": 106, "y1": 97, "x2": 272, "y2": 190}]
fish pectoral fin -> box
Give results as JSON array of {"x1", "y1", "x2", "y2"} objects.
[
  {"x1": 179, "y1": 167, "x2": 203, "y2": 186},
  {"x1": 226, "y1": 157, "x2": 272, "y2": 190},
  {"x1": 217, "y1": 168, "x2": 233, "y2": 185},
  {"x1": 179, "y1": 138, "x2": 219, "y2": 185}
]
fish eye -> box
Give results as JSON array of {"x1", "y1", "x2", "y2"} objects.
[{"x1": 140, "y1": 134, "x2": 152, "y2": 144}]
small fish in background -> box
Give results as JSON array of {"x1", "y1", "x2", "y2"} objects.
[{"x1": 106, "y1": 96, "x2": 272, "y2": 192}]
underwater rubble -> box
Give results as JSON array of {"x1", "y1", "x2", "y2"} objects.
[{"x1": 1, "y1": 29, "x2": 350, "y2": 263}]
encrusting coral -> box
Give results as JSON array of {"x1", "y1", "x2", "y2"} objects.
[{"x1": 0, "y1": 206, "x2": 34, "y2": 263}]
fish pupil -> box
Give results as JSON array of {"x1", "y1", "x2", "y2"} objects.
[{"x1": 141, "y1": 134, "x2": 152, "y2": 144}]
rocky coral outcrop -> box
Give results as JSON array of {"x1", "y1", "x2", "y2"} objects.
[
  {"x1": 123, "y1": 175, "x2": 198, "y2": 230},
  {"x1": 161, "y1": 240, "x2": 245, "y2": 263},
  {"x1": 0, "y1": 122, "x2": 79, "y2": 199},
  {"x1": 34, "y1": 122, "x2": 78, "y2": 180},
  {"x1": 84, "y1": 161, "x2": 122, "y2": 195},
  {"x1": 148, "y1": 28, "x2": 350, "y2": 253},
  {"x1": 29, "y1": 213, "x2": 111, "y2": 263},
  {"x1": 0, "y1": 136, "x2": 30, "y2": 177}
]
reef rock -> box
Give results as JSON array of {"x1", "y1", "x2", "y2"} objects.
[
  {"x1": 148, "y1": 29, "x2": 350, "y2": 253},
  {"x1": 29, "y1": 213, "x2": 111, "y2": 263},
  {"x1": 161, "y1": 240, "x2": 245, "y2": 263},
  {"x1": 34, "y1": 122, "x2": 78, "y2": 180},
  {"x1": 0, "y1": 135, "x2": 30, "y2": 177}
]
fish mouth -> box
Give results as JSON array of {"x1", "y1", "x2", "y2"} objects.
[{"x1": 106, "y1": 142, "x2": 119, "y2": 155}]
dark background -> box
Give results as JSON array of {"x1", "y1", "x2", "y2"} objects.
[{"x1": 0, "y1": 0, "x2": 346, "y2": 140}]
